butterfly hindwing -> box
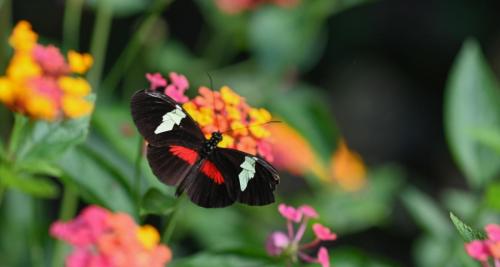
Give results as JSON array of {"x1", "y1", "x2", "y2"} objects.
[
  {"x1": 212, "y1": 148, "x2": 279, "y2": 206},
  {"x1": 131, "y1": 89, "x2": 204, "y2": 146},
  {"x1": 176, "y1": 158, "x2": 238, "y2": 208}
]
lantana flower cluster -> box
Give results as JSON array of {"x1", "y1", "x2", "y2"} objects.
[
  {"x1": 146, "y1": 72, "x2": 274, "y2": 162},
  {"x1": 50, "y1": 205, "x2": 171, "y2": 267},
  {"x1": 215, "y1": 0, "x2": 300, "y2": 14},
  {"x1": 266, "y1": 203, "x2": 336, "y2": 267},
  {"x1": 465, "y1": 224, "x2": 500, "y2": 267},
  {"x1": 0, "y1": 21, "x2": 93, "y2": 121}
]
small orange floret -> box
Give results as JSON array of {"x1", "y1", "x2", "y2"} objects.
[{"x1": 331, "y1": 139, "x2": 367, "y2": 191}]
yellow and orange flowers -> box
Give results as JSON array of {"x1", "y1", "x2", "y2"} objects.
[
  {"x1": 146, "y1": 72, "x2": 275, "y2": 162},
  {"x1": 50, "y1": 205, "x2": 172, "y2": 267},
  {"x1": 330, "y1": 139, "x2": 367, "y2": 191},
  {"x1": 0, "y1": 21, "x2": 93, "y2": 121}
]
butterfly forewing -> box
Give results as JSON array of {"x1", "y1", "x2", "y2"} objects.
[{"x1": 131, "y1": 89, "x2": 204, "y2": 146}]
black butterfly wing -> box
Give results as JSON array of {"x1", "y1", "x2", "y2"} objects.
[
  {"x1": 175, "y1": 156, "x2": 238, "y2": 208},
  {"x1": 211, "y1": 148, "x2": 279, "y2": 206},
  {"x1": 131, "y1": 89, "x2": 205, "y2": 146},
  {"x1": 146, "y1": 143, "x2": 200, "y2": 186}
]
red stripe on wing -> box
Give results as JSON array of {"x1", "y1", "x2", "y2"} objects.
[
  {"x1": 169, "y1": 145, "x2": 198, "y2": 165},
  {"x1": 201, "y1": 161, "x2": 225, "y2": 184}
]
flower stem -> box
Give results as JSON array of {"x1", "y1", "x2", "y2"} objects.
[
  {"x1": 287, "y1": 220, "x2": 294, "y2": 240},
  {"x1": 133, "y1": 138, "x2": 143, "y2": 210},
  {"x1": 51, "y1": 184, "x2": 79, "y2": 267},
  {"x1": 161, "y1": 195, "x2": 184, "y2": 244},
  {"x1": 102, "y1": 0, "x2": 173, "y2": 96},
  {"x1": 62, "y1": 0, "x2": 85, "y2": 50},
  {"x1": 0, "y1": 0, "x2": 11, "y2": 73},
  {"x1": 294, "y1": 218, "x2": 308, "y2": 243},
  {"x1": 300, "y1": 239, "x2": 320, "y2": 250},
  {"x1": 298, "y1": 251, "x2": 317, "y2": 263},
  {"x1": 87, "y1": 0, "x2": 113, "y2": 91},
  {"x1": 7, "y1": 114, "x2": 27, "y2": 160}
]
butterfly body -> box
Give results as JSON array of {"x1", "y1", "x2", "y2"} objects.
[{"x1": 131, "y1": 89, "x2": 279, "y2": 208}]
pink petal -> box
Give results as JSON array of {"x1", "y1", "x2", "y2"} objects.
[
  {"x1": 299, "y1": 205, "x2": 319, "y2": 219},
  {"x1": 465, "y1": 240, "x2": 490, "y2": 261},
  {"x1": 265, "y1": 231, "x2": 290, "y2": 256},
  {"x1": 317, "y1": 247, "x2": 330, "y2": 267},
  {"x1": 278, "y1": 203, "x2": 302, "y2": 223},
  {"x1": 146, "y1": 73, "x2": 167, "y2": 90},
  {"x1": 313, "y1": 223, "x2": 337, "y2": 241},
  {"x1": 164, "y1": 85, "x2": 189, "y2": 103},
  {"x1": 33, "y1": 44, "x2": 69, "y2": 76},
  {"x1": 169, "y1": 72, "x2": 189, "y2": 91},
  {"x1": 486, "y1": 224, "x2": 500, "y2": 241}
]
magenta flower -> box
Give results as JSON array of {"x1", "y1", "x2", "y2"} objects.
[
  {"x1": 299, "y1": 205, "x2": 319, "y2": 219},
  {"x1": 267, "y1": 203, "x2": 335, "y2": 266},
  {"x1": 316, "y1": 247, "x2": 330, "y2": 267},
  {"x1": 145, "y1": 72, "x2": 167, "y2": 90},
  {"x1": 164, "y1": 72, "x2": 189, "y2": 103},
  {"x1": 464, "y1": 223, "x2": 500, "y2": 267},
  {"x1": 33, "y1": 44, "x2": 69, "y2": 76},
  {"x1": 278, "y1": 203, "x2": 302, "y2": 223},
  {"x1": 266, "y1": 231, "x2": 290, "y2": 256},
  {"x1": 487, "y1": 224, "x2": 500, "y2": 242},
  {"x1": 313, "y1": 223, "x2": 337, "y2": 241},
  {"x1": 466, "y1": 241, "x2": 490, "y2": 262}
]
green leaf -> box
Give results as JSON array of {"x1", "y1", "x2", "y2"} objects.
[
  {"x1": 16, "y1": 115, "x2": 91, "y2": 163},
  {"x1": 307, "y1": 164, "x2": 403, "y2": 233},
  {"x1": 92, "y1": 105, "x2": 140, "y2": 163},
  {"x1": 444, "y1": 39, "x2": 500, "y2": 188},
  {"x1": 449, "y1": 212, "x2": 486, "y2": 242},
  {"x1": 16, "y1": 159, "x2": 63, "y2": 177},
  {"x1": 140, "y1": 188, "x2": 175, "y2": 215},
  {"x1": 471, "y1": 126, "x2": 500, "y2": 156},
  {"x1": 486, "y1": 182, "x2": 500, "y2": 211},
  {"x1": 401, "y1": 187, "x2": 452, "y2": 238},
  {"x1": 0, "y1": 165, "x2": 58, "y2": 198},
  {"x1": 58, "y1": 146, "x2": 136, "y2": 216}
]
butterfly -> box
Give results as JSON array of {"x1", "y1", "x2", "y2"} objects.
[{"x1": 130, "y1": 89, "x2": 279, "y2": 208}]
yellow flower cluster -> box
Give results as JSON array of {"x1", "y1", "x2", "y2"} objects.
[
  {"x1": 0, "y1": 21, "x2": 93, "y2": 121},
  {"x1": 182, "y1": 86, "x2": 273, "y2": 160}
]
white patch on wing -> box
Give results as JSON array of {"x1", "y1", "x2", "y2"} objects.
[
  {"x1": 154, "y1": 105, "x2": 186, "y2": 134},
  {"x1": 238, "y1": 156, "x2": 257, "y2": 191}
]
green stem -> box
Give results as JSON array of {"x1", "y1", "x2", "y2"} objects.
[
  {"x1": 133, "y1": 137, "x2": 143, "y2": 209},
  {"x1": 7, "y1": 114, "x2": 27, "y2": 160},
  {"x1": 0, "y1": 0, "x2": 12, "y2": 73},
  {"x1": 102, "y1": 0, "x2": 173, "y2": 96},
  {"x1": 161, "y1": 195, "x2": 184, "y2": 244},
  {"x1": 87, "y1": 1, "x2": 113, "y2": 91},
  {"x1": 51, "y1": 184, "x2": 79, "y2": 267},
  {"x1": 62, "y1": 0, "x2": 85, "y2": 50}
]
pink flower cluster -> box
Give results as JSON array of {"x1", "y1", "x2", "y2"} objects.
[
  {"x1": 465, "y1": 224, "x2": 500, "y2": 267},
  {"x1": 215, "y1": 0, "x2": 300, "y2": 14},
  {"x1": 266, "y1": 203, "x2": 336, "y2": 267},
  {"x1": 50, "y1": 205, "x2": 171, "y2": 267}
]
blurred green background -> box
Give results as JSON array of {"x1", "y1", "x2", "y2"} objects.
[{"x1": 2, "y1": 0, "x2": 500, "y2": 266}]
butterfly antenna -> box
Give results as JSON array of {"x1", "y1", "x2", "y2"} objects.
[
  {"x1": 207, "y1": 72, "x2": 220, "y2": 132},
  {"x1": 222, "y1": 120, "x2": 282, "y2": 134}
]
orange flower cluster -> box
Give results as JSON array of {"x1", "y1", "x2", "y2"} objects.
[
  {"x1": 147, "y1": 72, "x2": 275, "y2": 162},
  {"x1": 271, "y1": 123, "x2": 366, "y2": 191},
  {"x1": 183, "y1": 86, "x2": 274, "y2": 161},
  {"x1": 50, "y1": 205, "x2": 171, "y2": 267},
  {"x1": 0, "y1": 21, "x2": 93, "y2": 121},
  {"x1": 330, "y1": 139, "x2": 366, "y2": 191}
]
